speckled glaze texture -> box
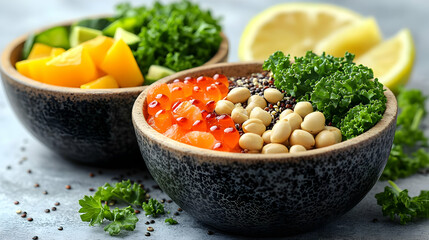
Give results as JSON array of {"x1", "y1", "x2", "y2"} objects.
[
  {"x1": 133, "y1": 62, "x2": 397, "y2": 236},
  {"x1": 1, "y1": 23, "x2": 228, "y2": 165}
]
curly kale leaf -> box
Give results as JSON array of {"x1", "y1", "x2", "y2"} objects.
[
  {"x1": 133, "y1": 0, "x2": 222, "y2": 75},
  {"x1": 263, "y1": 50, "x2": 386, "y2": 139},
  {"x1": 375, "y1": 181, "x2": 429, "y2": 224},
  {"x1": 95, "y1": 180, "x2": 146, "y2": 207},
  {"x1": 104, "y1": 206, "x2": 139, "y2": 236},
  {"x1": 142, "y1": 198, "x2": 165, "y2": 217},
  {"x1": 340, "y1": 100, "x2": 386, "y2": 140}
]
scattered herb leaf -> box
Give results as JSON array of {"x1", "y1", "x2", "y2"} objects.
[
  {"x1": 143, "y1": 198, "x2": 165, "y2": 217},
  {"x1": 375, "y1": 180, "x2": 429, "y2": 224},
  {"x1": 78, "y1": 195, "x2": 113, "y2": 226},
  {"x1": 94, "y1": 180, "x2": 146, "y2": 207},
  {"x1": 381, "y1": 88, "x2": 429, "y2": 180},
  {"x1": 104, "y1": 206, "x2": 139, "y2": 236},
  {"x1": 165, "y1": 218, "x2": 178, "y2": 225}
]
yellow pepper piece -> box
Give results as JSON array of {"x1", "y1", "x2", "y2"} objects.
[
  {"x1": 100, "y1": 39, "x2": 144, "y2": 87},
  {"x1": 80, "y1": 75, "x2": 119, "y2": 89},
  {"x1": 81, "y1": 36, "x2": 114, "y2": 67},
  {"x1": 50, "y1": 48, "x2": 66, "y2": 57},
  {"x1": 44, "y1": 46, "x2": 98, "y2": 87},
  {"x1": 28, "y1": 43, "x2": 53, "y2": 60},
  {"x1": 16, "y1": 57, "x2": 52, "y2": 82}
]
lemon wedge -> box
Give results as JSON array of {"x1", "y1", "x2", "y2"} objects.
[
  {"x1": 356, "y1": 29, "x2": 415, "y2": 91},
  {"x1": 314, "y1": 17, "x2": 382, "y2": 58},
  {"x1": 238, "y1": 3, "x2": 362, "y2": 61}
]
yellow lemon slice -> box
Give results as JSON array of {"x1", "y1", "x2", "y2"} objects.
[
  {"x1": 314, "y1": 17, "x2": 382, "y2": 58},
  {"x1": 238, "y1": 3, "x2": 362, "y2": 61},
  {"x1": 356, "y1": 29, "x2": 415, "y2": 92}
]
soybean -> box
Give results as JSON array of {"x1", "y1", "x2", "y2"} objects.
[
  {"x1": 231, "y1": 106, "x2": 248, "y2": 124},
  {"x1": 247, "y1": 95, "x2": 267, "y2": 109},
  {"x1": 242, "y1": 118, "x2": 266, "y2": 135},
  {"x1": 262, "y1": 143, "x2": 289, "y2": 154},
  {"x1": 250, "y1": 107, "x2": 272, "y2": 126},
  {"x1": 262, "y1": 130, "x2": 272, "y2": 144},
  {"x1": 279, "y1": 109, "x2": 294, "y2": 120},
  {"x1": 325, "y1": 126, "x2": 342, "y2": 143},
  {"x1": 294, "y1": 101, "x2": 313, "y2": 118},
  {"x1": 289, "y1": 130, "x2": 315, "y2": 150},
  {"x1": 227, "y1": 87, "x2": 251, "y2": 103},
  {"x1": 264, "y1": 88, "x2": 284, "y2": 104},
  {"x1": 239, "y1": 133, "x2": 264, "y2": 151},
  {"x1": 301, "y1": 111, "x2": 325, "y2": 135},
  {"x1": 289, "y1": 145, "x2": 307, "y2": 153},
  {"x1": 215, "y1": 100, "x2": 234, "y2": 115},
  {"x1": 283, "y1": 112, "x2": 302, "y2": 131},
  {"x1": 315, "y1": 130, "x2": 336, "y2": 148},
  {"x1": 270, "y1": 120, "x2": 292, "y2": 143}
]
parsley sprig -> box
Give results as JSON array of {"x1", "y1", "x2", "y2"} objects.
[
  {"x1": 381, "y1": 88, "x2": 429, "y2": 180},
  {"x1": 375, "y1": 181, "x2": 429, "y2": 224},
  {"x1": 78, "y1": 180, "x2": 144, "y2": 236}
]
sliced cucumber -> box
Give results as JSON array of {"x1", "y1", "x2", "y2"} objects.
[
  {"x1": 114, "y1": 27, "x2": 140, "y2": 46},
  {"x1": 145, "y1": 65, "x2": 176, "y2": 85},
  {"x1": 73, "y1": 18, "x2": 112, "y2": 31},
  {"x1": 69, "y1": 26, "x2": 102, "y2": 48},
  {"x1": 34, "y1": 26, "x2": 70, "y2": 49},
  {"x1": 22, "y1": 33, "x2": 35, "y2": 60},
  {"x1": 102, "y1": 17, "x2": 138, "y2": 37}
]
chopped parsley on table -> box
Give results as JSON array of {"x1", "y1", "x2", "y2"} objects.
[
  {"x1": 78, "y1": 180, "x2": 172, "y2": 236},
  {"x1": 263, "y1": 51, "x2": 386, "y2": 140},
  {"x1": 376, "y1": 181, "x2": 429, "y2": 225}
]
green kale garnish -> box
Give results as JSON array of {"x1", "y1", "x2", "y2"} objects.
[
  {"x1": 78, "y1": 195, "x2": 113, "y2": 226},
  {"x1": 143, "y1": 198, "x2": 165, "y2": 217},
  {"x1": 116, "y1": 0, "x2": 222, "y2": 75},
  {"x1": 79, "y1": 180, "x2": 144, "y2": 236},
  {"x1": 375, "y1": 180, "x2": 429, "y2": 224},
  {"x1": 94, "y1": 180, "x2": 146, "y2": 208},
  {"x1": 78, "y1": 195, "x2": 138, "y2": 236},
  {"x1": 104, "y1": 206, "x2": 139, "y2": 236},
  {"x1": 381, "y1": 88, "x2": 429, "y2": 180},
  {"x1": 263, "y1": 51, "x2": 386, "y2": 139},
  {"x1": 165, "y1": 218, "x2": 178, "y2": 225}
]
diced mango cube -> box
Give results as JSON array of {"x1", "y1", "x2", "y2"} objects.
[
  {"x1": 80, "y1": 75, "x2": 119, "y2": 89},
  {"x1": 44, "y1": 46, "x2": 98, "y2": 87},
  {"x1": 100, "y1": 39, "x2": 144, "y2": 87},
  {"x1": 81, "y1": 36, "x2": 114, "y2": 67},
  {"x1": 28, "y1": 43, "x2": 52, "y2": 60},
  {"x1": 16, "y1": 57, "x2": 52, "y2": 82},
  {"x1": 50, "y1": 48, "x2": 66, "y2": 57}
]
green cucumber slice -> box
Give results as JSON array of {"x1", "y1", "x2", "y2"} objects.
[
  {"x1": 102, "y1": 17, "x2": 138, "y2": 37},
  {"x1": 22, "y1": 33, "x2": 35, "y2": 59},
  {"x1": 114, "y1": 27, "x2": 140, "y2": 46},
  {"x1": 145, "y1": 65, "x2": 176, "y2": 85},
  {"x1": 73, "y1": 18, "x2": 112, "y2": 31},
  {"x1": 34, "y1": 26, "x2": 70, "y2": 49},
  {"x1": 69, "y1": 26, "x2": 102, "y2": 48}
]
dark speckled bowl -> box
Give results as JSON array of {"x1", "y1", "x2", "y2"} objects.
[
  {"x1": 132, "y1": 62, "x2": 397, "y2": 236},
  {"x1": 0, "y1": 22, "x2": 228, "y2": 165}
]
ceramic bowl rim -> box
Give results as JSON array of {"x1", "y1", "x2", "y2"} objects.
[
  {"x1": 0, "y1": 17, "x2": 228, "y2": 96},
  {"x1": 132, "y1": 62, "x2": 398, "y2": 164}
]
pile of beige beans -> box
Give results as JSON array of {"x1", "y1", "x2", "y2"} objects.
[{"x1": 214, "y1": 86, "x2": 342, "y2": 154}]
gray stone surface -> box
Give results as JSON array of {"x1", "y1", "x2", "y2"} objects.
[{"x1": 0, "y1": 0, "x2": 428, "y2": 239}]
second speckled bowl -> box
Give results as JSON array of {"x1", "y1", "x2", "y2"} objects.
[
  {"x1": 132, "y1": 62, "x2": 397, "y2": 236},
  {"x1": 0, "y1": 20, "x2": 228, "y2": 165}
]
